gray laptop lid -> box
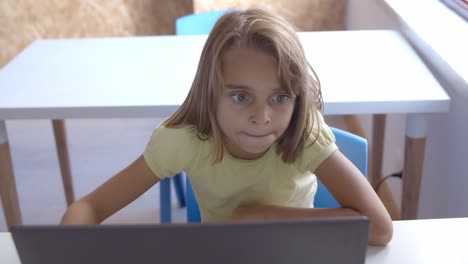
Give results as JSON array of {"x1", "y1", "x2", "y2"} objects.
[{"x1": 11, "y1": 216, "x2": 369, "y2": 264}]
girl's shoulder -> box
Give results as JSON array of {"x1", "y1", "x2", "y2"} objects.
[
  {"x1": 306, "y1": 111, "x2": 335, "y2": 146},
  {"x1": 151, "y1": 124, "x2": 203, "y2": 148},
  {"x1": 155, "y1": 123, "x2": 197, "y2": 137},
  {"x1": 144, "y1": 124, "x2": 206, "y2": 176},
  {"x1": 144, "y1": 124, "x2": 207, "y2": 178},
  {"x1": 297, "y1": 112, "x2": 338, "y2": 172}
]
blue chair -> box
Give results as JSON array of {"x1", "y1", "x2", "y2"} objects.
[
  {"x1": 159, "y1": 171, "x2": 186, "y2": 223},
  {"x1": 175, "y1": 10, "x2": 226, "y2": 35},
  {"x1": 186, "y1": 127, "x2": 368, "y2": 222},
  {"x1": 159, "y1": 10, "x2": 226, "y2": 223}
]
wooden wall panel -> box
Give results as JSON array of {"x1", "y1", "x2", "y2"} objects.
[
  {"x1": 0, "y1": 0, "x2": 193, "y2": 67},
  {"x1": 194, "y1": 0, "x2": 346, "y2": 31}
]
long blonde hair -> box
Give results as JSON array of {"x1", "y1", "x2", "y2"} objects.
[{"x1": 164, "y1": 8, "x2": 323, "y2": 164}]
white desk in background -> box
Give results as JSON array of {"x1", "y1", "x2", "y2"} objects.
[
  {"x1": 0, "y1": 30, "x2": 450, "y2": 228},
  {"x1": 1, "y1": 218, "x2": 467, "y2": 263}
]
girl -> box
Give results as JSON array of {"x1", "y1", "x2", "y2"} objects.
[{"x1": 61, "y1": 8, "x2": 393, "y2": 246}]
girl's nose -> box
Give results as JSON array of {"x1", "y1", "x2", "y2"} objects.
[{"x1": 249, "y1": 104, "x2": 271, "y2": 125}]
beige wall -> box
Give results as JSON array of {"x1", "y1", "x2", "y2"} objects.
[{"x1": 0, "y1": 0, "x2": 193, "y2": 67}]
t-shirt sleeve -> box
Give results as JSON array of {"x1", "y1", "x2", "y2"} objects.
[
  {"x1": 298, "y1": 111, "x2": 338, "y2": 173},
  {"x1": 143, "y1": 125, "x2": 197, "y2": 180}
]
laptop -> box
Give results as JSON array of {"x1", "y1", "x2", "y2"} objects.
[{"x1": 11, "y1": 216, "x2": 369, "y2": 264}]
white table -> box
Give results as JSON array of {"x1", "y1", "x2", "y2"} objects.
[
  {"x1": 0, "y1": 30, "x2": 450, "y2": 228},
  {"x1": 1, "y1": 218, "x2": 467, "y2": 263},
  {"x1": 366, "y1": 218, "x2": 468, "y2": 263}
]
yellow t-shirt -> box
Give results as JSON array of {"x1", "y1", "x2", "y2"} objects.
[{"x1": 143, "y1": 113, "x2": 337, "y2": 222}]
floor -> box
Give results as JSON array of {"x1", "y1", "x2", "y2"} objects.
[{"x1": 0, "y1": 115, "x2": 405, "y2": 231}]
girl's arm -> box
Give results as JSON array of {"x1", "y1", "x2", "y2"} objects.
[
  {"x1": 61, "y1": 155, "x2": 160, "y2": 224},
  {"x1": 232, "y1": 150, "x2": 393, "y2": 246}
]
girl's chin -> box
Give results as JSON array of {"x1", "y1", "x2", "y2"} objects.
[
  {"x1": 224, "y1": 134, "x2": 276, "y2": 159},
  {"x1": 233, "y1": 144, "x2": 272, "y2": 159}
]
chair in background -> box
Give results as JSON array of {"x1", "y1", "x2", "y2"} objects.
[
  {"x1": 159, "y1": 10, "x2": 226, "y2": 223},
  {"x1": 186, "y1": 127, "x2": 368, "y2": 222}
]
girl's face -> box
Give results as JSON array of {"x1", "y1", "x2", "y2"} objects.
[{"x1": 216, "y1": 47, "x2": 296, "y2": 160}]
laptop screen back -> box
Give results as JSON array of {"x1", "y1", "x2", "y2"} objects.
[{"x1": 11, "y1": 216, "x2": 369, "y2": 264}]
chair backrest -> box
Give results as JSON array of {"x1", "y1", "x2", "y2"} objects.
[
  {"x1": 186, "y1": 127, "x2": 368, "y2": 222},
  {"x1": 175, "y1": 10, "x2": 226, "y2": 35}
]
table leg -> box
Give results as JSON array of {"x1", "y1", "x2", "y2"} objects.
[
  {"x1": 371, "y1": 114, "x2": 386, "y2": 189},
  {"x1": 343, "y1": 115, "x2": 366, "y2": 139},
  {"x1": 52, "y1": 120, "x2": 75, "y2": 206},
  {"x1": 402, "y1": 114, "x2": 428, "y2": 220},
  {"x1": 0, "y1": 121, "x2": 22, "y2": 229}
]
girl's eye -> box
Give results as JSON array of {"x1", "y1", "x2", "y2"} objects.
[
  {"x1": 272, "y1": 95, "x2": 290, "y2": 104},
  {"x1": 231, "y1": 93, "x2": 249, "y2": 103}
]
